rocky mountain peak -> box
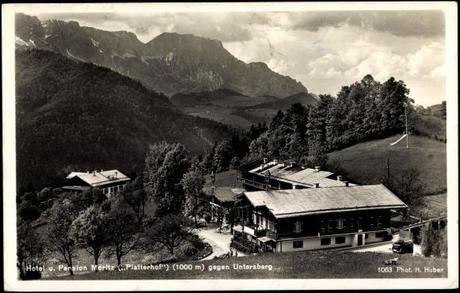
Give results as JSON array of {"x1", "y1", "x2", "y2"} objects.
[{"x1": 15, "y1": 13, "x2": 308, "y2": 98}]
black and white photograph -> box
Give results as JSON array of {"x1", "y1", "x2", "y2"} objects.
[{"x1": 2, "y1": 2, "x2": 458, "y2": 290}]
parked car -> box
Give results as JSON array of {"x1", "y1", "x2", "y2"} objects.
[{"x1": 392, "y1": 240, "x2": 414, "y2": 254}]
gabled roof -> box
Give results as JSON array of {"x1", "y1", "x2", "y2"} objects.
[
  {"x1": 210, "y1": 187, "x2": 246, "y2": 203},
  {"x1": 66, "y1": 169, "x2": 130, "y2": 187},
  {"x1": 247, "y1": 160, "x2": 352, "y2": 188},
  {"x1": 243, "y1": 184, "x2": 407, "y2": 219}
]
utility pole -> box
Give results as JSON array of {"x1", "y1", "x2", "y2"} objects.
[
  {"x1": 405, "y1": 104, "x2": 409, "y2": 149},
  {"x1": 386, "y1": 158, "x2": 390, "y2": 185}
]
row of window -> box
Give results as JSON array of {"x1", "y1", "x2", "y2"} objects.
[
  {"x1": 318, "y1": 216, "x2": 384, "y2": 233},
  {"x1": 292, "y1": 217, "x2": 385, "y2": 234},
  {"x1": 292, "y1": 232, "x2": 386, "y2": 249},
  {"x1": 293, "y1": 236, "x2": 346, "y2": 249},
  {"x1": 102, "y1": 185, "x2": 124, "y2": 195},
  {"x1": 253, "y1": 213, "x2": 274, "y2": 231}
]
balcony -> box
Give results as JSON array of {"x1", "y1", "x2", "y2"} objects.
[
  {"x1": 241, "y1": 178, "x2": 269, "y2": 190},
  {"x1": 233, "y1": 224, "x2": 268, "y2": 238}
]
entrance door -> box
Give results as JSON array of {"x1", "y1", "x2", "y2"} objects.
[{"x1": 357, "y1": 234, "x2": 363, "y2": 246}]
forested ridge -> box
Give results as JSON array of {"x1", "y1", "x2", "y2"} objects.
[{"x1": 16, "y1": 49, "x2": 232, "y2": 191}]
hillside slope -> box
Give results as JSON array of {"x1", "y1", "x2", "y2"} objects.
[
  {"x1": 171, "y1": 90, "x2": 319, "y2": 129},
  {"x1": 15, "y1": 13, "x2": 307, "y2": 98},
  {"x1": 171, "y1": 88, "x2": 280, "y2": 128},
  {"x1": 245, "y1": 92, "x2": 318, "y2": 110},
  {"x1": 327, "y1": 135, "x2": 446, "y2": 195},
  {"x1": 16, "y1": 49, "x2": 231, "y2": 190}
]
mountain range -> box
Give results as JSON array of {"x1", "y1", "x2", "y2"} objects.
[{"x1": 15, "y1": 13, "x2": 308, "y2": 98}]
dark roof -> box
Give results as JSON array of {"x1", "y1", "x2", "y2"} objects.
[
  {"x1": 243, "y1": 184, "x2": 407, "y2": 218},
  {"x1": 213, "y1": 187, "x2": 246, "y2": 202},
  {"x1": 239, "y1": 158, "x2": 265, "y2": 172}
]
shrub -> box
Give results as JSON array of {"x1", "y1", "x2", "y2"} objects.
[
  {"x1": 189, "y1": 235, "x2": 205, "y2": 250},
  {"x1": 184, "y1": 247, "x2": 198, "y2": 257},
  {"x1": 421, "y1": 221, "x2": 448, "y2": 257}
]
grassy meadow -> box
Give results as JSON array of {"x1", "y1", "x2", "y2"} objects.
[
  {"x1": 328, "y1": 135, "x2": 446, "y2": 195},
  {"x1": 48, "y1": 250, "x2": 447, "y2": 279}
]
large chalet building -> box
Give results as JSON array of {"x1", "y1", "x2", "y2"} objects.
[
  {"x1": 228, "y1": 159, "x2": 407, "y2": 253},
  {"x1": 62, "y1": 169, "x2": 131, "y2": 197},
  {"x1": 232, "y1": 185, "x2": 407, "y2": 253}
]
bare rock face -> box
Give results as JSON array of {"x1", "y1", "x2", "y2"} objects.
[{"x1": 15, "y1": 13, "x2": 308, "y2": 98}]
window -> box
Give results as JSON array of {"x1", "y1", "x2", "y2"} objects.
[
  {"x1": 320, "y1": 220, "x2": 326, "y2": 233},
  {"x1": 294, "y1": 221, "x2": 302, "y2": 233},
  {"x1": 335, "y1": 236, "x2": 346, "y2": 244},
  {"x1": 375, "y1": 232, "x2": 386, "y2": 238},
  {"x1": 293, "y1": 240, "x2": 303, "y2": 249},
  {"x1": 369, "y1": 216, "x2": 375, "y2": 228},
  {"x1": 327, "y1": 220, "x2": 334, "y2": 231},
  {"x1": 321, "y1": 238, "x2": 331, "y2": 246},
  {"x1": 365, "y1": 233, "x2": 369, "y2": 239},
  {"x1": 336, "y1": 218, "x2": 344, "y2": 229},
  {"x1": 349, "y1": 218, "x2": 355, "y2": 229},
  {"x1": 377, "y1": 216, "x2": 383, "y2": 228}
]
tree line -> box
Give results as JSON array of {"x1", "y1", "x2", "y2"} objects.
[{"x1": 248, "y1": 75, "x2": 415, "y2": 167}]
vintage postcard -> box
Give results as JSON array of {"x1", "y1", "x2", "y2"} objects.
[{"x1": 2, "y1": 2, "x2": 458, "y2": 291}]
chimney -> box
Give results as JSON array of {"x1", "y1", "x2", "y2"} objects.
[
  {"x1": 263, "y1": 157, "x2": 267, "y2": 164},
  {"x1": 337, "y1": 175, "x2": 343, "y2": 181},
  {"x1": 93, "y1": 170, "x2": 96, "y2": 176},
  {"x1": 115, "y1": 171, "x2": 118, "y2": 178},
  {"x1": 344, "y1": 181, "x2": 350, "y2": 187},
  {"x1": 314, "y1": 183, "x2": 320, "y2": 188},
  {"x1": 314, "y1": 166, "x2": 320, "y2": 172}
]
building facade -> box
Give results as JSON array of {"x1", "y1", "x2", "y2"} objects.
[
  {"x1": 207, "y1": 187, "x2": 245, "y2": 223},
  {"x1": 62, "y1": 169, "x2": 131, "y2": 197},
  {"x1": 232, "y1": 184, "x2": 407, "y2": 253}
]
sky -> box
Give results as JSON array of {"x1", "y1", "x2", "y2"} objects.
[{"x1": 36, "y1": 10, "x2": 446, "y2": 106}]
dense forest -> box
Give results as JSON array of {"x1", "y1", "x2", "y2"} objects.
[
  {"x1": 246, "y1": 75, "x2": 421, "y2": 167},
  {"x1": 16, "y1": 49, "x2": 233, "y2": 192}
]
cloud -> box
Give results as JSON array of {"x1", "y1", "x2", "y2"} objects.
[
  {"x1": 288, "y1": 10, "x2": 445, "y2": 38},
  {"x1": 37, "y1": 12, "x2": 254, "y2": 43}
]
